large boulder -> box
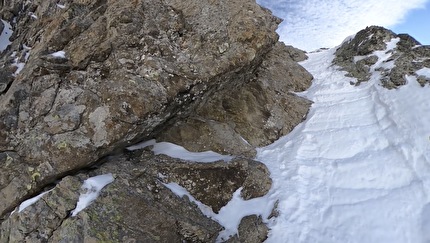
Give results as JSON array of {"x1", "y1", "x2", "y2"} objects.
[
  {"x1": 0, "y1": 0, "x2": 286, "y2": 218},
  {"x1": 227, "y1": 215, "x2": 269, "y2": 243},
  {"x1": 157, "y1": 42, "x2": 312, "y2": 157},
  {"x1": 158, "y1": 155, "x2": 272, "y2": 213},
  {"x1": 0, "y1": 0, "x2": 314, "y2": 241}
]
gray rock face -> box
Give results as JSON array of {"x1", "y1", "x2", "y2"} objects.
[
  {"x1": 284, "y1": 45, "x2": 309, "y2": 62},
  {"x1": 1, "y1": 176, "x2": 82, "y2": 242},
  {"x1": 0, "y1": 0, "x2": 314, "y2": 241},
  {"x1": 159, "y1": 156, "x2": 272, "y2": 213},
  {"x1": 0, "y1": 0, "x2": 287, "y2": 218},
  {"x1": 334, "y1": 26, "x2": 430, "y2": 88},
  {"x1": 1, "y1": 150, "x2": 272, "y2": 242},
  {"x1": 157, "y1": 42, "x2": 312, "y2": 157}
]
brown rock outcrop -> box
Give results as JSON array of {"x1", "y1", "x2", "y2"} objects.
[
  {"x1": 157, "y1": 42, "x2": 312, "y2": 157},
  {"x1": 1, "y1": 149, "x2": 272, "y2": 242},
  {"x1": 0, "y1": 0, "x2": 314, "y2": 241},
  {"x1": 334, "y1": 26, "x2": 430, "y2": 88},
  {"x1": 0, "y1": 0, "x2": 291, "y2": 218}
]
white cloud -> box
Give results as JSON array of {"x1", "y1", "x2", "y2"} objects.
[{"x1": 258, "y1": 0, "x2": 429, "y2": 51}]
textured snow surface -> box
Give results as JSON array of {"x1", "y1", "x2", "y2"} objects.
[
  {"x1": 256, "y1": 40, "x2": 430, "y2": 243},
  {"x1": 71, "y1": 174, "x2": 114, "y2": 217}
]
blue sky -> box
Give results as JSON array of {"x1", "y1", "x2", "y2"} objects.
[
  {"x1": 392, "y1": 1, "x2": 430, "y2": 45},
  {"x1": 258, "y1": 0, "x2": 430, "y2": 51}
]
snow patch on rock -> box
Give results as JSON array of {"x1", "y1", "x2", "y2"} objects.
[
  {"x1": 50, "y1": 50, "x2": 66, "y2": 58},
  {"x1": 71, "y1": 173, "x2": 114, "y2": 217},
  {"x1": 18, "y1": 190, "x2": 53, "y2": 213},
  {"x1": 256, "y1": 39, "x2": 430, "y2": 242},
  {"x1": 0, "y1": 19, "x2": 13, "y2": 52}
]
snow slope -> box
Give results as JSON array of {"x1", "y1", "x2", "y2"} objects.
[{"x1": 257, "y1": 40, "x2": 430, "y2": 242}]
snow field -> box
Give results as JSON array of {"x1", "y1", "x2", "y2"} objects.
[{"x1": 256, "y1": 40, "x2": 430, "y2": 242}]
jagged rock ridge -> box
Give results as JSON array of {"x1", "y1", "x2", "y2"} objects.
[{"x1": 334, "y1": 26, "x2": 430, "y2": 88}]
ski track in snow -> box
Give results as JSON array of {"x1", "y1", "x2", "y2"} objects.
[{"x1": 257, "y1": 42, "x2": 430, "y2": 243}]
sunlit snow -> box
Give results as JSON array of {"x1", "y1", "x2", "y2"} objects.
[
  {"x1": 71, "y1": 173, "x2": 114, "y2": 217},
  {"x1": 256, "y1": 39, "x2": 430, "y2": 242}
]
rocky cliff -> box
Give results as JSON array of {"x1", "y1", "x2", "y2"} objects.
[
  {"x1": 2, "y1": 0, "x2": 430, "y2": 242},
  {"x1": 0, "y1": 0, "x2": 312, "y2": 242},
  {"x1": 334, "y1": 26, "x2": 430, "y2": 88}
]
